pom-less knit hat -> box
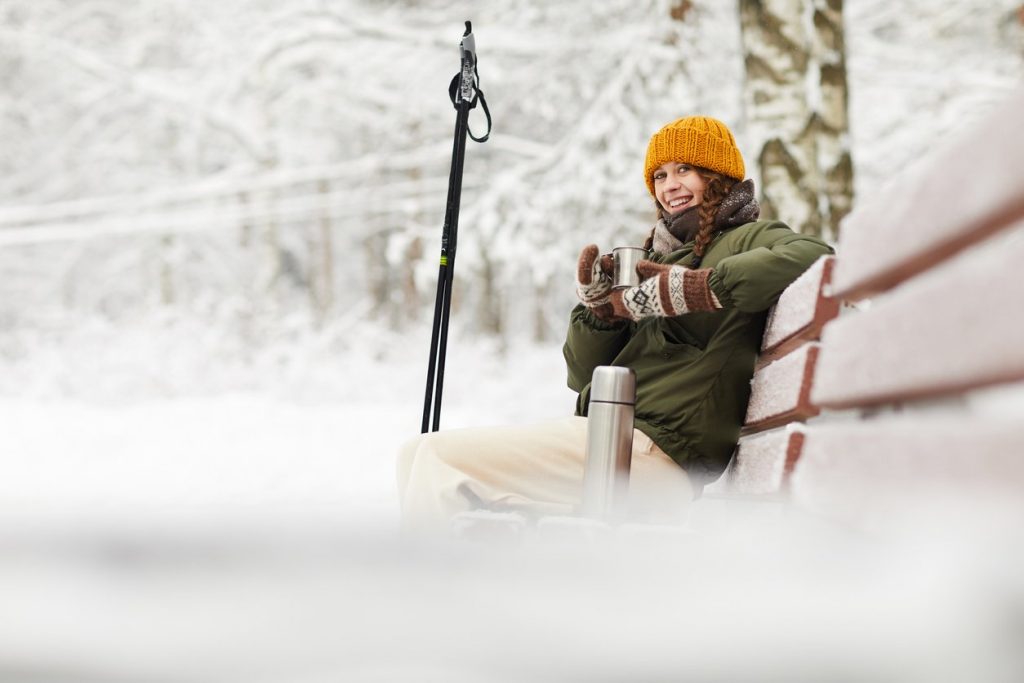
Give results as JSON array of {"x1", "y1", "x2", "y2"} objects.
[{"x1": 643, "y1": 116, "x2": 746, "y2": 196}]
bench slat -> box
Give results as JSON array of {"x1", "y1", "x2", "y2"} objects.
[
  {"x1": 713, "y1": 426, "x2": 805, "y2": 496},
  {"x1": 811, "y1": 221, "x2": 1024, "y2": 409},
  {"x1": 760, "y1": 255, "x2": 839, "y2": 362},
  {"x1": 745, "y1": 343, "x2": 820, "y2": 430},
  {"x1": 790, "y1": 418, "x2": 1024, "y2": 525},
  {"x1": 831, "y1": 86, "x2": 1024, "y2": 301}
]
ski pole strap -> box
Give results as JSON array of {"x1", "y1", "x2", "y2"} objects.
[
  {"x1": 468, "y1": 89, "x2": 491, "y2": 142},
  {"x1": 447, "y1": 76, "x2": 492, "y2": 143}
]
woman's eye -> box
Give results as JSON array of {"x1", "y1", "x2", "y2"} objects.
[
  {"x1": 678, "y1": 164, "x2": 691, "y2": 174},
  {"x1": 653, "y1": 173, "x2": 665, "y2": 181}
]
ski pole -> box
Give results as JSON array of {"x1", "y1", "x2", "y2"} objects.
[{"x1": 421, "y1": 21, "x2": 491, "y2": 434}]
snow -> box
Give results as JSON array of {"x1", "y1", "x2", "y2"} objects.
[
  {"x1": 3, "y1": 483, "x2": 1023, "y2": 681},
  {"x1": 745, "y1": 342, "x2": 816, "y2": 425},
  {"x1": 0, "y1": 326, "x2": 573, "y2": 527},
  {"x1": 4, "y1": 328, "x2": 1024, "y2": 681},
  {"x1": 0, "y1": 395, "x2": 403, "y2": 525},
  {"x1": 761, "y1": 254, "x2": 832, "y2": 350}
]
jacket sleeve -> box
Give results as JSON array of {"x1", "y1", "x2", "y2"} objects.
[
  {"x1": 562, "y1": 304, "x2": 632, "y2": 393},
  {"x1": 707, "y1": 221, "x2": 834, "y2": 313}
]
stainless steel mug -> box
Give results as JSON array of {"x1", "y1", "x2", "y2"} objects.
[
  {"x1": 612, "y1": 247, "x2": 649, "y2": 289},
  {"x1": 581, "y1": 366, "x2": 637, "y2": 520}
]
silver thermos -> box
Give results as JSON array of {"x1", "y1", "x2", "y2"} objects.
[{"x1": 581, "y1": 366, "x2": 637, "y2": 520}]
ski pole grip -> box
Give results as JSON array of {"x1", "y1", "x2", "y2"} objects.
[
  {"x1": 581, "y1": 366, "x2": 636, "y2": 520},
  {"x1": 459, "y1": 21, "x2": 477, "y2": 103}
]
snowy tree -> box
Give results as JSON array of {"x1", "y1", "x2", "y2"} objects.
[
  {"x1": 0, "y1": 0, "x2": 1022, "y2": 391},
  {"x1": 738, "y1": 0, "x2": 854, "y2": 241},
  {"x1": 811, "y1": 0, "x2": 853, "y2": 239}
]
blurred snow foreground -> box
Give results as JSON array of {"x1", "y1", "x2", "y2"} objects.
[
  {"x1": 3, "y1": 341, "x2": 1024, "y2": 682},
  {"x1": 2, "y1": 492, "x2": 1024, "y2": 683},
  {"x1": 0, "y1": 514, "x2": 1019, "y2": 683}
]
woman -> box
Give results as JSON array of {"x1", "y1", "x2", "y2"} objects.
[{"x1": 398, "y1": 116, "x2": 833, "y2": 533}]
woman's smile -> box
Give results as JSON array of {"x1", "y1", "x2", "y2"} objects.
[
  {"x1": 653, "y1": 161, "x2": 707, "y2": 215},
  {"x1": 667, "y1": 195, "x2": 695, "y2": 210}
]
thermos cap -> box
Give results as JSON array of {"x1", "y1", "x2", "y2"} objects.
[{"x1": 590, "y1": 366, "x2": 636, "y2": 405}]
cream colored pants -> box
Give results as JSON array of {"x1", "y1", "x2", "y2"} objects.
[{"x1": 396, "y1": 416, "x2": 693, "y2": 533}]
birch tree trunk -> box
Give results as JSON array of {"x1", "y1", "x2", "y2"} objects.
[
  {"x1": 475, "y1": 250, "x2": 502, "y2": 337},
  {"x1": 739, "y1": 0, "x2": 853, "y2": 240},
  {"x1": 810, "y1": 0, "x2": 853, "y2": 241},
  {"x1": 364, "y1": 230, "x2": 391, "y2": 324},
  {"x1": 309, "y1": 178, "x2": 335, "y2": 325},
  {"x1": 739, "y1": 0, "x2": 822, "y2": 237}
]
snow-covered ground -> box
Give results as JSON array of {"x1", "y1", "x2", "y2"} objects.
[
  {"x1": 0, "y1": 325, "x2": 574, "y2": 531},
  {"x1": 3, "y1": 326, "x2": 1024, "y2": 681},
  {"x1": 3, "y1": 515, "x2": 1022, "y2": 683}
]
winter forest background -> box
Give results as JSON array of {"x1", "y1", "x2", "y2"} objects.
[
  {"x1": 2, "y1": 0, "x2": 1022, "y2": 406},
  {"x1": 2, "y1": 2, "x2": 1024, "y2": 679}
]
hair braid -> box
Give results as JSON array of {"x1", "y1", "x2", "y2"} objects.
[
  {"x1": 692, "y1": 171, "x2": 737, "y2": 258},
  {"x1": 642, "y1": 228, "x2": 655, "y2": 251}
]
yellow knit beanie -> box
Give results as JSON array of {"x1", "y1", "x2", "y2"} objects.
[{"x1": 643, "y1": 116, "x2": 745, "y2": 196}]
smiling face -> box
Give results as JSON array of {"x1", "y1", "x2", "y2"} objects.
[{"x1": 652, "y1": 162, "x2": 707, "y2": 216}]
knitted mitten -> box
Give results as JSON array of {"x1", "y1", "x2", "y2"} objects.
[
  {"x1": 575, "y1": 245, "x2": 617, "y2": 320},
  {"x1": 609, "y1": 260, "x2": 721, "y2": 320}
]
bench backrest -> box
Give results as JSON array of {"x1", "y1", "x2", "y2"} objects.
[{"x1": 708, "y1": 86, "x2": 1024, "y2": 525}]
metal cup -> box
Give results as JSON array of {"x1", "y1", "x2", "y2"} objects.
[{"x1": 612, "y1": 247, "x2": 649, "y2": 289}]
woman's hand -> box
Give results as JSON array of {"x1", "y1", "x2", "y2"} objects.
[
  {"x1": 576, "y1": 244, "x2": 614, "y2": 306},
  {"x1": 609, "y1": 260, "x2": 721, "y2": 320},
  {"x1": 575, "y1": 245, "x2": 619, "y2": 322}
]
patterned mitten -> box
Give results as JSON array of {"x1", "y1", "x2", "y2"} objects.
[
  {"x1": 609, "y1": 260, "x2": 721, "y2": 320},
  {"x1": 575, "y1": 245, "x2": 616, "y2": 319}
]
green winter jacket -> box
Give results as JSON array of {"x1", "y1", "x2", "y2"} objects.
[{"x1": 563, "y1": 220, "x2": 833, "y2": 489}]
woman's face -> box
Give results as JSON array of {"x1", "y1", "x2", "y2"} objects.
[{"x1": 652, "y1": 161, "x2": 707, "y2": 216}]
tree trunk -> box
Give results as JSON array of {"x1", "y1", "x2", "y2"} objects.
[
  {"x1": 739, "y1": 0, "x2": 853, "y2": 240},
  {"x1": 238, "y1": 191, "x2": 253, "y2": 248},
  {"x1": 739, "y1": 0, "x2": 822, "y2": 237},
  {"x1": 810, "y1": 0, "x2": 853, "y2": 241},
  {"x1": 262, "y1": 192, "x2": 282, "y2": 296},
  {"x1": 402, "y1": 235, "x2": 423, "y2": 323},
  {"x1": 159, "y1": 234, "x2": 175, "y2": 306},
  {"x1": 476, "y1": 250, "x2": 502, "y2": 337},
  {"x1": 310, "y1": 178, "x2": 335, "y2": 325},
  {"x1": 364, "y1": 230, "x2": 391, "y2": 324}
]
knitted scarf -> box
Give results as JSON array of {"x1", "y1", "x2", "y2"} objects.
[{"x1": 651, "y1": 179, "x2": 761, "y2": 255}]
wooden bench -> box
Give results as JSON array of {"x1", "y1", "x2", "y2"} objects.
[{"x1": 705, "y1": 85, "x2": 1024, "y2": 528}]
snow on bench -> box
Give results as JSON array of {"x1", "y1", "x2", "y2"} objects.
[
  {"x1": 790, "y1": 419, "x2": 1024, "y2": 528},
  {"x1": 713, "y1": 425, "x2": 806, "y2": 497},
  {"x1": 708, "y1": 85, "x2": 1024, "y2": 522},
  {"x1": 759, "y1": 255, "x2": 839, "y2": 363},
  {"x1": 812, "y1": 223, "x2": 1024, "y2": 408},
  {"x1": 829, "y1": 86, "x2": 1024, "y2": 300},
  {"x1": 745, "y1": 342, "x2": 821, "y2": 430},
  {"x1": 707, "y1": 255, "x2": 837, "y2": 497}
]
